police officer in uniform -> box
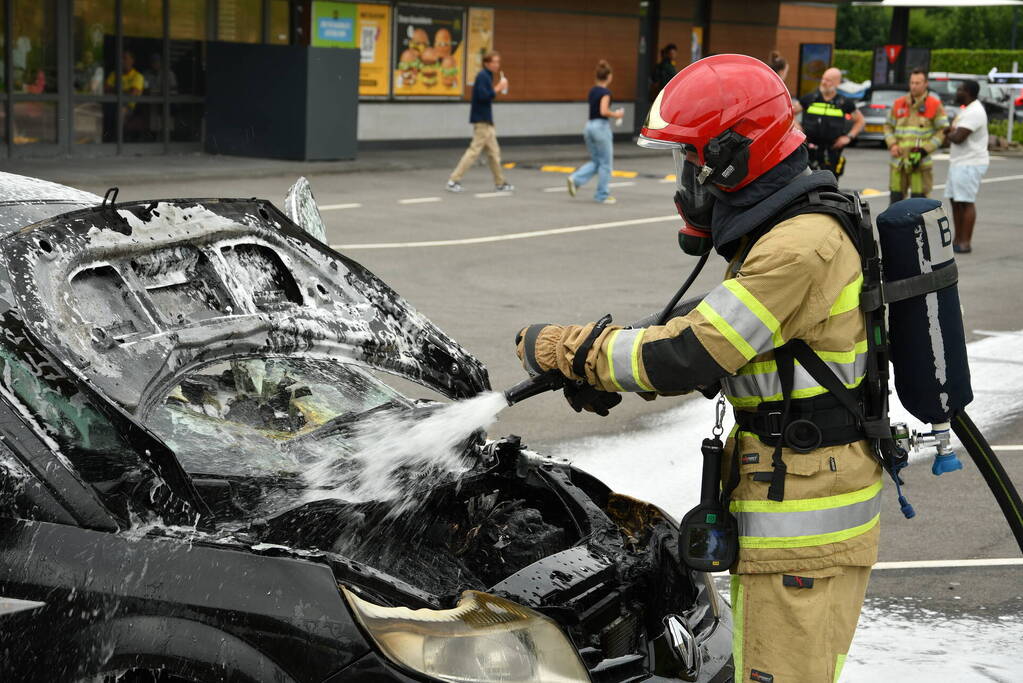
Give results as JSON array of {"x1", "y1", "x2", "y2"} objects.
[
  {"x1": 518, "y1": 55, "x2": 880, "y2": 682},
  {"x1": 798, "y1": 67, "x2": 864, "y2": 178}
]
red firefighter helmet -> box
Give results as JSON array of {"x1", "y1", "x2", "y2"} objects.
[{"x1": 640, "y1": 54, "x2": 804, "y2": 192}]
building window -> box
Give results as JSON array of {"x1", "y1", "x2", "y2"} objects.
[
  {"x1": 12, "y1": 0, "x2": 57, "y2": 95},
  {"x1": 269, "y1": 0, "x2": 290, "y2": 45},
  {"x1": 218, "y1": 0, "x2": 262, "y2": 44}
]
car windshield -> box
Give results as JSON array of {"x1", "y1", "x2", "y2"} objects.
[
  {"x1": 145, "y1": 357, "x2": 412, "y2": 479},
  {"x1": 869, "y1": 90, "x2": 901, "y2": 107}
]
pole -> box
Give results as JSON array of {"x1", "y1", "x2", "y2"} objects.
[
  {"x1": 1010, "y1": 61, "x2": 1018, "y2": 146},
  {"x1": 633, "y1": 0, "x2": 660, "y2": 137},
  {"x1": 889, "y1": 7, "x2": 910, "y2": 86}
]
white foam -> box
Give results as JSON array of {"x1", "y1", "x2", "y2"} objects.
[{"x1": 299, "y1": 392, "x2": 508, "y2": 513}]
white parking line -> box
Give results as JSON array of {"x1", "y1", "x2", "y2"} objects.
[
  {"x1": 332, "y1": 215, "x2": 677, "y2": 250},
  {"x1": 319, "y1": 203, "x2": 362, "y2": 211},
  {"x1": 474, "y1": 191, "x2": 514, "y2": 198},
  {"x1": 993, "y1": 445, "x2": 1023, "y2": 451},
  {"x1": 543, "y1": 181, "x2": 638, "y2": 193},
  {"x1": 398, "y1": 196, "x2": 442, "y2": 205},
  {"x1": 872, "y1": 558, "x2": 1023, "y2": 570}
]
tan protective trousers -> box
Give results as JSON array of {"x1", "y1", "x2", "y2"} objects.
[
  {"x1": 450, "y1": 122, "x2": 506, "y2": 185},
  {"x1": 730, "y1": 566, "x2": 870, "y2": 682}
]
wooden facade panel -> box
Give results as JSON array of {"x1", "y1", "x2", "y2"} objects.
[
  {"x1": 708, "y1": 23, "x2": 778, "y2": 64},
  {"x1": 779, "y1": 3, "x2": 837, "y2": 31},
  {"x1": 662, "y1": 0, "x2": 697, "y2": 20},
  {"x1": 711, "y1": 1, "x2": 779, "y2": 25},
  {"x1": 658, "y1": 17, "x2": 693, "y2": 58},
  {"x1": 495, "y1": 9, "x2": 638, "y2": 102}
]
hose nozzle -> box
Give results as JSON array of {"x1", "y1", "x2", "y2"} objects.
[{"x1": 504, "y1": 370, "x2": 567, "y2": 406}]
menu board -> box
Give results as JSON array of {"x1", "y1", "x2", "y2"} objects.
[
  {"x1": 393, "y1": 4, "x2": 465, "y2": 98},
  {"x1": 311, "y1": 1, "x2": 392, "y2": 97}
]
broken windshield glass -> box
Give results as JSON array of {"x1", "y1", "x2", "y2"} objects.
[{"x1": 145, "y1": 357, "x2": 411, "y2": 480}]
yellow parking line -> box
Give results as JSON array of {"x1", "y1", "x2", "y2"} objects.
[
  {"x1": 611, "y1": 170, "x2": 638, "y2": 178},
  {"x1": 861, "y1": 188, "x2": 887, "y2": 196},
  {"x1": 503, "y1": 162, "x2": 516, "y2": 169},
  {"x1": 540, "y1": 165, "x2": 577, "y2": 173},
  {"x1": 663, "y1": 173, "x2": 676, "y2": 182}
]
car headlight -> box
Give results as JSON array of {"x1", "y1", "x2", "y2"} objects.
[{"x1": 341, "y1": 586, "x2": 591, "y2": 682}]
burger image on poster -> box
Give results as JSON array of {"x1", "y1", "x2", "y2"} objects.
[
  {"x1": 409, "y1": 27, "x2": 429, "y2": 55},
  {"x1": 434, "y1": 28, "x2": 453, "y2": 57},
  {"x1": 419, "y1": 48, "x2": 439, "y2": 88},
  {"x1": 441, "y1": 55, "x2": 459, "y2": 87},
  {"x1": 398, "y1": 48, "x2": 420, "y2": 86}
]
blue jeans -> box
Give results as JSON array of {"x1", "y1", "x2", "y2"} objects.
[{"x1": 570, "y1": 118, "x2": 613, "y2": 201}]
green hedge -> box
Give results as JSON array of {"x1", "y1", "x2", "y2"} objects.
[
  {"x1": 989, "y1": 119, "x2": 1023, "y2": 145},
  {"x1": 835, "y1": 49, "x2": 1023, "y2": 83}
]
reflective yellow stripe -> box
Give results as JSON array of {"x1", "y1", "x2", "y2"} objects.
[
  {"x1": 817, "y1": 339, "x2": 869, "y2": 364},
  {"x1": 629, "y1": 329, "x2": 653, "y2": 392},
  {"x1": 696, "y1": 300, "x2": 757, "y2": 360},
  {"x1": 605, "y1": 329, "x2": 627, "y2": 392},
  {"x1": 726, "y1": 375, "x2": 865, "y2": 407},
  {"x1": 829, "y1": 273, "x2": 863, "y2": 316},
  {"x1": 806, "y1": 102, "x2": 846, "y2": 117},
  {"x1": 738, "y1": 514, "x2": 879, "y2": 549},
  {"x1": 834, "y1": 654, "x2": 847, "y2": 683},
  {"x1": 721, "y1": 279, "x2": 784, "y2": 347},
  {"x1": 732, "y1": 480, "x2": 883, "y2": 514},
  {"x1": 730, "y1": 576, "x2": 744, "y2": 683}
]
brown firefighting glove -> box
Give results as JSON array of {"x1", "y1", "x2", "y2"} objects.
[{"x1": 516, "y1": 322, "x2": 622, "y2": 416}]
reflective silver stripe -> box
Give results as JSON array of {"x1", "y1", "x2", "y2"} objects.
[
  {"x1": 700, "y1": 285, "x2": 776, "y2": 356},
  {"x1": 725, "y1": 351, "x2": 867, "y2": 402},
  {"x1": 609, "y1": 328, "x2": 647, "y2": 392},
  {"x1": 735, "y1": 490, "x2": 882, "y2": 540}
]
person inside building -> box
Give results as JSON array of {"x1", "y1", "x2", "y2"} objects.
[
  {"x1": 446, "y1": 51, "x2": 514, "y2": 194},
  {"x1": 798, "y1": 67, "x2": 864, "y2": 179},
  {"x1": 884, "y1": 68, "x2": 948, "y2": 203},
  {"x1": 652, "y1": 43, "x2": 678, "y2": 93},
  {"x1": 566, "y1": 60, "x2": 624, "y2": 205},
  {"x1": 945, "y1": 79, "x2": 989, "y2": 254},
  {"x1": 517, "y1": 54, "x2": 879, "y2": 683},
  {"x1": 767, "y1": 50, "x2": 788, "y2": 83}
]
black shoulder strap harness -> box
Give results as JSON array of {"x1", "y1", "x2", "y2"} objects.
[{"x1": 727, "y1": 189, "x2": 927, "y2": 517}]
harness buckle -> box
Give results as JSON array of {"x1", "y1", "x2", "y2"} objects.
[{"x1": 765, "y1": 411, "x2": 783, "y2": 437}]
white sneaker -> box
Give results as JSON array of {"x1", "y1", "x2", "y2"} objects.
[
  {"x1": 599, "y1": 196, "x2": 617, "y2": 204},
  {"x1": 567, "y1": 177, "x2": 577, "y2": 197},
  {"x1": 446, "y1": 180, "x2": 463, "y2": 193},
  {"x1": 494, "y1": 183, "x2": 515, "y2": 192}
]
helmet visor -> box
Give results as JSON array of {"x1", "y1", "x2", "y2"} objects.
[{"x1": 673, "y1": 147, "x2": 715, "y2": 230}]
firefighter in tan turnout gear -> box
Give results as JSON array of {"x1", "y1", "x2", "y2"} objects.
[
  {"x1": 884, "y1": 68, "x2": 949, "y2": 202},
  {"x1": 517, "y1": 55, "x2": 880, "y2": 682}
]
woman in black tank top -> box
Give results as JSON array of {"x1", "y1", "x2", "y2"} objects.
[{"x1": 567, "y1": 60, "x2": 625, "y2": 204}]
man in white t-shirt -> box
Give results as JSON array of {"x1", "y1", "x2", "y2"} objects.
[{"x1": 945, "y1": 80, "x2": 989, "y2": 254}]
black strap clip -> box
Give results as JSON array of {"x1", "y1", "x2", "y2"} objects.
[{"x1": 571, "y1": 313, "x2": 613, "y2": 379}]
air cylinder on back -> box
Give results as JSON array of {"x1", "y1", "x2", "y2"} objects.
[{"x1": 876, "y1": 199, "x2": 973, "y2": 428}]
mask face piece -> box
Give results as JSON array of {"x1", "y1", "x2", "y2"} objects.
[{"x1": 673, "y1": 147, "x2": 715, "y2": 256}]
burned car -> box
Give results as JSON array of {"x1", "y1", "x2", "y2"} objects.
[{"x1": 0, "y1": 172, "x2": 732, "y2": 682}]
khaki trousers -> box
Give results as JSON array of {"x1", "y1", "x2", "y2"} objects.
[
  {"x1": 450, "y1": 122, "x2": 505, "y2": 185},
  {"x1": 730, "y1": 565, "x2": 870, "y2": 682}
]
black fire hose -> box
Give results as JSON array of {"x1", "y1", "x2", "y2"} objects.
[{"x1": 952, "y1": 410, "x2": 1023, "y2": 554}]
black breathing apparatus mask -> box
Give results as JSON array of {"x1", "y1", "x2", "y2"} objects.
[{"x1": 671, "y1": 132, "x2": 751, "y2": 257}]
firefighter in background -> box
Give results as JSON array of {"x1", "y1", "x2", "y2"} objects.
[
  {"x1": 884, "y1": 68, "x2": 948, "y2": 202},
  {"x1": 518, "y1": 55, "x2": 880, "y2": 682},
  {"x1": 798, "y1": 67, "x2": 865, "y2": 178}
]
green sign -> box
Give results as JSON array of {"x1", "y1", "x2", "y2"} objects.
[{"x1": 312, "y1": 1, "x2": 359, "y2": 48}]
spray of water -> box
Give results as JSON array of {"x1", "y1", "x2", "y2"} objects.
[{"x1": 299, "y1": 392, "x2": 509, "y2": 515}]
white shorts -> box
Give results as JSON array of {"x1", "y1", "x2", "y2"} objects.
[{"x1": 944, "y1": 164, "x2": 987, "y2": 203}]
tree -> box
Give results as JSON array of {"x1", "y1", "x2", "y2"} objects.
[
  {"x1": 836, "y1": 5, "x2": 891, "y2": 50},
  {"x1": 837, "y1": 6, "x2": 1020, "y2": 51}
]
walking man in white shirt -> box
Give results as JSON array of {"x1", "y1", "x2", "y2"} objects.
[{"x1": 945, "y1": 80, "x2": 989, "y2": 254}]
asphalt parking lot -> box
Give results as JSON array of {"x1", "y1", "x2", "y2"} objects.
[{"x1": 15, "y1": 140, "x2": 1022, "y2": 675}]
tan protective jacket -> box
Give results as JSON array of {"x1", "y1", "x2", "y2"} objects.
[{"x1": 531, "y1": 213, "x2": 881, "y2": 573}]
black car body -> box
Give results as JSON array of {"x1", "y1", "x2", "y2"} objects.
[{"x1": 0, "y1": 173, "x2": 732, "y2": 682}]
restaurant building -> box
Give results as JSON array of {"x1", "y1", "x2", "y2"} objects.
[{"x1": 0, "y1": 0, "x2": 837, "y2": 159}]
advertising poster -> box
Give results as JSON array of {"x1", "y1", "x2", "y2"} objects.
[
  {"x1": 311, "y1": 1, "x2": 392, "y2": 97},
  {"x1": 393, "y1": 4, "x2": 465, "y2": 98},
  {"x1": 797, "y1": 43, "x2": 832, "y2": 98},
  {"x1": 465, "y1": 8, "x2": 494, "y2": 87}
]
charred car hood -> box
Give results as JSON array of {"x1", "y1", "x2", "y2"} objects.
[{"x1": 0, "y1": 196, "x2": 489, "y2": 416}]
